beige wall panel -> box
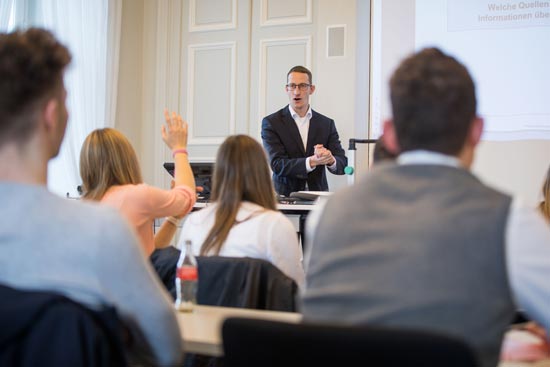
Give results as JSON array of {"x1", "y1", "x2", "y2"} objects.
[
  {"x1": 261, "y1": 0, "x2": 312, "y2": 26},
  {"x1": 474, "y1": 140, "x2": 550, "y2": 206},
  {"x1": 259, "y1": 38, "x2": 311, "y2": 123},
  {"x1": 190, "y1": 0, "x2": 236, "y2": 31},
  {"x1": 116, "y1": 0, "x2": 144, "y2": 159},
  {"x1": 187, "y1": 43, "x2": 236, "y2": 145}
]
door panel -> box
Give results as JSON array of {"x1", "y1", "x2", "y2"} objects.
[{"x1": 180, "y1": 0, "x2": 250, "y2": 161}]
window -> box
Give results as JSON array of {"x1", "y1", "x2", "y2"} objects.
[{"x1": 0, "y1": 0, "x2": 122, "y2": 197}]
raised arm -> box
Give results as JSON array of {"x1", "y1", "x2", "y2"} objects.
[
  {"x1": 162, "y1": 110, "x2": 195, "y2": 190},
  {"x1": 156, "y1": 110, "x2": 197, "y2": 248}
]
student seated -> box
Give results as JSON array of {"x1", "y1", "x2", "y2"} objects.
[
  {"x1": 79, "y1": 114, "x2": 196, "y2": 256},
  {"x1": 178, "y1": 135, "x2": 305, "y2": 289},
  {"x1": 301, "y1": 48, "x2": 550, "y2": 367},
  {"x1": 0, "y1": 27, "x2": 183, "y2": 366}
]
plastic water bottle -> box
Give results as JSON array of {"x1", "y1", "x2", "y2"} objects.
[{"x1": 175, "y1": 240, "x2": 198, "y2": 312}]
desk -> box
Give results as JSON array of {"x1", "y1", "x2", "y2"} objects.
[
  {"x1": 192, "y1": 201, "x2": 316, "y2": 213},
  {"x1": 500, "y1": 362, "x2": 550, "y2": 367},
  {"x1": 177, "y1": 306, "x2": 548, "y2": 366},
  {"x1": 177, "y1": 305, "x2": 302, "y2": 356}
]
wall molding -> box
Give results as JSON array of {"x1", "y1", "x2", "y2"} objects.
[
  {"x1": 154, "y1": 0, "x2": 184, "y2": 188},
  {"x1": 187, "y1": 41, "x2": 237, "y2": 145},
  {"x1": 189, "y1": 0, "x2": 237, "y2": 32},
  {"x1": 260, "y1": 0, "x2": 312, "y2": 27}
]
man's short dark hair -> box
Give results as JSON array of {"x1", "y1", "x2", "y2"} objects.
[
  {"x1": 0, "y1": 28, "x2": 71, "y2": 146},
  {"x1": 287, "y1": 65, "x2": 312, "y2": 85},
  {"x1": 389, "y1": 47, "x2": 476, "y2": 155}
]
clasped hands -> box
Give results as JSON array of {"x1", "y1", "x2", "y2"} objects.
[{"x1": 310, "y1": 144, "x2": 335, "y2": 167}]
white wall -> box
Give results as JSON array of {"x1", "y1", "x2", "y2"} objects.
[
  {"x1": 116, "y1": 0, "x2": 548, "y2": 205},
  {"x1": 116, "y1": 0, "x2": 167, "y2": 186},
  {"x1": 474, "y1": 141, "x2": 550, "y2": 206}
]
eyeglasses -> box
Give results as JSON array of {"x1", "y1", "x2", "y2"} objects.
[{"x1": 286, "y1": 83, "x2": 311, "y2": 91}]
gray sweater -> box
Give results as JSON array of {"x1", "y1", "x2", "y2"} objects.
[
  {"x1": 0, "y1": 183, "x2": 183, "y2": 366},
  {"x1": 302, "y1": 163, "x2": 515, "y2": 367}
]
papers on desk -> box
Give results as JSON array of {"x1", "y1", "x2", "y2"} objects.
[{"x1": 289, "y1": 191, "x2": 333, "y2": 201}]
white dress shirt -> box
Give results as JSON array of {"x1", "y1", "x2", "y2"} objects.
[
  {"x1": 306, "y1": 150, "x2": 550, "y2": 333},
  {"x1": 289, "y1": 105, "x2": 315, "y2": 173},
  {"x1": 178, "y1": 201, "x2": 305, "y2": 289}
]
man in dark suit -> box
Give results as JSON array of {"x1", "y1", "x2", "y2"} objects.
[{"x1": 261, "y1": 66, "x2": 347, "y2": 197}]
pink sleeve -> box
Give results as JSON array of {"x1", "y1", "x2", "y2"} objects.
[{"x1": 140, "y1": 184, "x2": 196, "y2": 218}]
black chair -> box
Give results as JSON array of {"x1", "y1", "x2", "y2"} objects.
[
  {"x1": 222, "y1": 317, "x2": 479, "y2": 367},
  {"x1": 0, "y1": 283, "x2": 128, "y2": 367},
  {"x1": 150, "y1": 248, "x2": 298, "y2": 312},
  {"x1": 150, "y1": 246, "x2": 180, "y2": 296},
  {"x1": 196, "y1": 256, "x2": 297, "y2": 312}
]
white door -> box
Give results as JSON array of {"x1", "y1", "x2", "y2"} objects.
[{"x1": 149, "y1": 0, "x2": 356, "y2": 193}]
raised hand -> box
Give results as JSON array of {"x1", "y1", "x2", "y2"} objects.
[{"x1": 161, "y1": 109, "x2": 188, "y2": 150}]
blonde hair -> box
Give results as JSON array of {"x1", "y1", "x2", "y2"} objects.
[
  {"x1": 79, "y1": 128, "x2": 143, "y2": 201},
  {"x1": 200, "y1": 135, "x2": 276, "y2": 255},
  {"x1": 540, "y1": 165, "x2": 550, "y2": 222}
]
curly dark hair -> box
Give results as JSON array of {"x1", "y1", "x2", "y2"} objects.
[
  {"x1": 0, "y1": 27, "x2": 71, "y2": 146},
  {"x1": 389, "y1": 48, "x2": 476, "y2": 155}
]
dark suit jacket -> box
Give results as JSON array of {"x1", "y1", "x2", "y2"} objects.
[
  {"x1": 0, "y1": 284, "x2": 128, "y2": 367},
  {"x1": 261, "y1": 105, "x2": 347, "y2": 196}
]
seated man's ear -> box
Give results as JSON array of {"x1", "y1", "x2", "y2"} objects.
[
  {"x1": 468, "y1": 116, "x2": 484, "y2": 148},
  {"x1": 43, "y1": 98, "x2": 59, "y2": 131},
  {"x1": 382, "y1": 119, "x2": 400, "y2": 155}
]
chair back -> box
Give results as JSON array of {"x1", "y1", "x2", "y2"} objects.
[
  {"x1": 196, "y1": 256, "x2": 297, "y2": 312},
  {"x1": 222, "y1": 317, "x2": 479, "y2": 367},
  {"x1": 150, "y1": 249, "x2": 297, "y2": 312},
  {"x1": 0, "y1": 283, "x2": 127, "y2": 367},
  {"x1": 150, "y1": 246, "x2": 180, "y2": 295}
]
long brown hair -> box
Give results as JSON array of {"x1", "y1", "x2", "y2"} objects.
[
  {"x1": 200, "y1": 135, "x2": 276, "y2": 255},
  {"x1": 79, "y1": 128, "x2": 143, "y2": 201},
  {"x1": 540, "y1": 165, "x2": 550, "y2": 222}
]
